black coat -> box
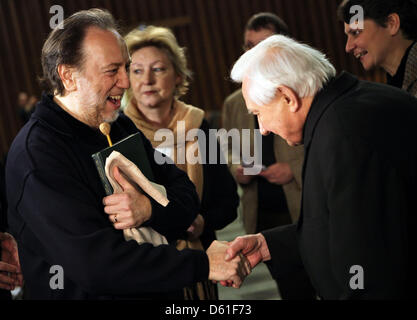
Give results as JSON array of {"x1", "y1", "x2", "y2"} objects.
[
  {"x1": 6, "y1": 94, "x2": 208, "y2": 299},
  {"x1": 264, "y1": 72, "x2": 417, "y2": 299}
]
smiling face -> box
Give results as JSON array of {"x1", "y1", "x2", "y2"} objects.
[
  {"x1": 129, "y1": 46, "x2": 180, "y2": 111},
  {"x1": 73, "y1": 27, "x2": 130, "y2": 128},
  {"x1": 344, "y1": 19, "x2": 393, "y2": 71}
]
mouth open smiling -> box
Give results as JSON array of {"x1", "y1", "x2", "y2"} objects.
[
  {"x1": 107, "y1": 95, "x2": 122, "y2": 108},
  {"x1": 355, "y1": 51, "x2": 368, "y2": 59}
]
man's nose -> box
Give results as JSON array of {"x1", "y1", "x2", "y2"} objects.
[
  {"x1": 258, "y1": 117, "x2": 269, "y2": 136},
  {"x1": 117, "y1": 67, "x2": 130, "y2": 89}
]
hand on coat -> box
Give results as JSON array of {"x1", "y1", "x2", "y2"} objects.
[
  {"x1": 0, "y1": 232, "x2": 24, "y2": 290},
  {"x1": 206, "y1": 240, "x2": 251, "y2": 288},
  {"x1": 258, "y1": 162, "x2": 293, "y2": 185},
  {"x1": 103, "y1": 166, "x2": 152, "y2": 230},
  {"x1": 187, "y1": 214, "x2": 205, "y2": 241}
]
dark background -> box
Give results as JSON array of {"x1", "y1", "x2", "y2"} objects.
[{"x1": 0, "y1": 0, "x2": 385, "y2": 157}]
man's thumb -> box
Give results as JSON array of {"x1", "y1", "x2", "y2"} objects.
[
  {"x1": 225, "y1": 246, "x2": 236, "y2": 261},
  {"x1": 113, "y1": 166, "x2": 129, "y2": 191}
]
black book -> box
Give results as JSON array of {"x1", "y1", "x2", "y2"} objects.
[{"x1": 92, "y1": 132, "x2": 154, "y2": 195}]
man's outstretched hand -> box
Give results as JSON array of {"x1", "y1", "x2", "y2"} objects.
[
  {"x1": 206, "y1": 240, "x2": 251, "y2": 288},
  {"x1": 219, "y1": 234, "x2": 271, "y2": 287},
  {"x1": 226, "y1": 233, "x2": 271, "y2": 267}
]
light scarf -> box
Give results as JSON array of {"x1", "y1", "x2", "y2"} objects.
[
  {"x1": 125, "y1": 99, "x2": 204, "y2": 199},
  {"x1": 125, "y1": 99, "x2": 217, "y2": 300}
]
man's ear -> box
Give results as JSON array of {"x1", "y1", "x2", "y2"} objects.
[
  {"x1": 386, "y1": 13, "x2": 401, "y2": 36},
  {"x1": 57, "y1": 64, "x2": 77, "y2": 92},
  {"x1": 277, "y1": 86, "x2": 301, "y2": 113}
]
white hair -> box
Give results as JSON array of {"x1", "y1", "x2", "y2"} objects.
[{"x1": 231, "y1": 35, "x2": 336, "y2": 105}]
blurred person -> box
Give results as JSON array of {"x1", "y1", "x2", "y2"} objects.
[
  {"x1": 1, "y1": 156, "x2": 23, "y2": 299},
  {"x1": 17, "y1": 92, "x2": 38, "y2": 124},
  {"x1": 221, "y1": 34, "x2": 417, "y2": 299},
  {"x1": 5, "y1": 9, "x2": 248, "y2": 300},
  {"x1": 222, "y1": 13, "x2": 314, "y2": 299},
  {"x1": 339, "y1": 0, "x2": 417, "y2": 97},
  {"x1": 123, "y1": 25, "x2": 239, "y2": 300},
  {"x1": 17, "y1": 92, "x2": 28, "y2": 109}
]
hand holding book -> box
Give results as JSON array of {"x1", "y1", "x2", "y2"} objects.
[
  {"x1": 103, "y1": 152, "x2": 169, "y2": 245},
  {"x1": 93, "y1": 123, "x2": 168, "y2": 246},
  {"x1": 103, "y1": 166, "x2": 152, "y2": 229}
]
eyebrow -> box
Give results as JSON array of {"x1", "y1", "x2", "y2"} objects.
[
  {"x1": 346, "y1": 29, "x2": 360, "y2": 36},
  {"x1": 131, "y1": 60, "x2": 164, "y2": 66},
  {"x1": 130, "y1": 62, "x2": 142, "y2": 67}
]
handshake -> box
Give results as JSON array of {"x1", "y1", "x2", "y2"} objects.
[{"x1": 206, "y1": 233, "x2": 271, "y2": 288}]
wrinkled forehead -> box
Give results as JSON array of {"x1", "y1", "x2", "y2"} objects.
[
  {"x1": 82, "y1": 27, "x2": 129, "y2": 64},
  {"x1": 344, "y1": 18, "x2": 373, "y2": 35},
  {"x1": 344, "y1": 21, "x2": 360, "y2": 34},
  {"x1": 241, "y1": 77, "x2": 256, "y2": 110},
  {"x1": 130, "y1": 45, "x2": 173, "y2": 65},
  {"x1": 111, "y1": 29, "x2": 129, "y2": 59},
  {"x1": 105, "y1": 29, "x2": 130, "y2": 63},
  {"x1": 118, "y1": 37, "x2": 130, "y2": 62}
]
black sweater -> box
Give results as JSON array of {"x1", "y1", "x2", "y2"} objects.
[{"x1": 6, "y1": 94, "x2": 209, "y2": 299}]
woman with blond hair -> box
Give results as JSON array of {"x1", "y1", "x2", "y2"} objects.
[{"x1": 121, "y1": 25, "x2": 238, "y2": 300}]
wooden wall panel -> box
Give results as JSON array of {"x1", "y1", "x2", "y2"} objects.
[{"x1": 0, "y1": 0, "x2": 384, "y2": 157}]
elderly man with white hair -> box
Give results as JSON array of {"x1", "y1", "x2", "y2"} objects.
[{"x1": 214, "y1": 35, "x2": 417, "y2": 299}]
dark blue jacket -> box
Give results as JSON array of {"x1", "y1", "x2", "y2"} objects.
[{"x1": 6, "y1": 94, "x2": 208, "y2": 299}]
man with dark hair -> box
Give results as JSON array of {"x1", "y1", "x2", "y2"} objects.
[
  {"x1": 339, "y1": 0, "x2": 417, "y2": 97},
  {"x1": 6, "y1": 8, "x2": 247, "y2": 299},
  {"x1": 243, "y1": 12, "x2": 290, "y2": 51},
  {"x1": 222, "y1": 13, "x2": 314, "y2": 299},
  {"x1": 39, "y1": 8, "x2": 120, "y2": 97}
]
